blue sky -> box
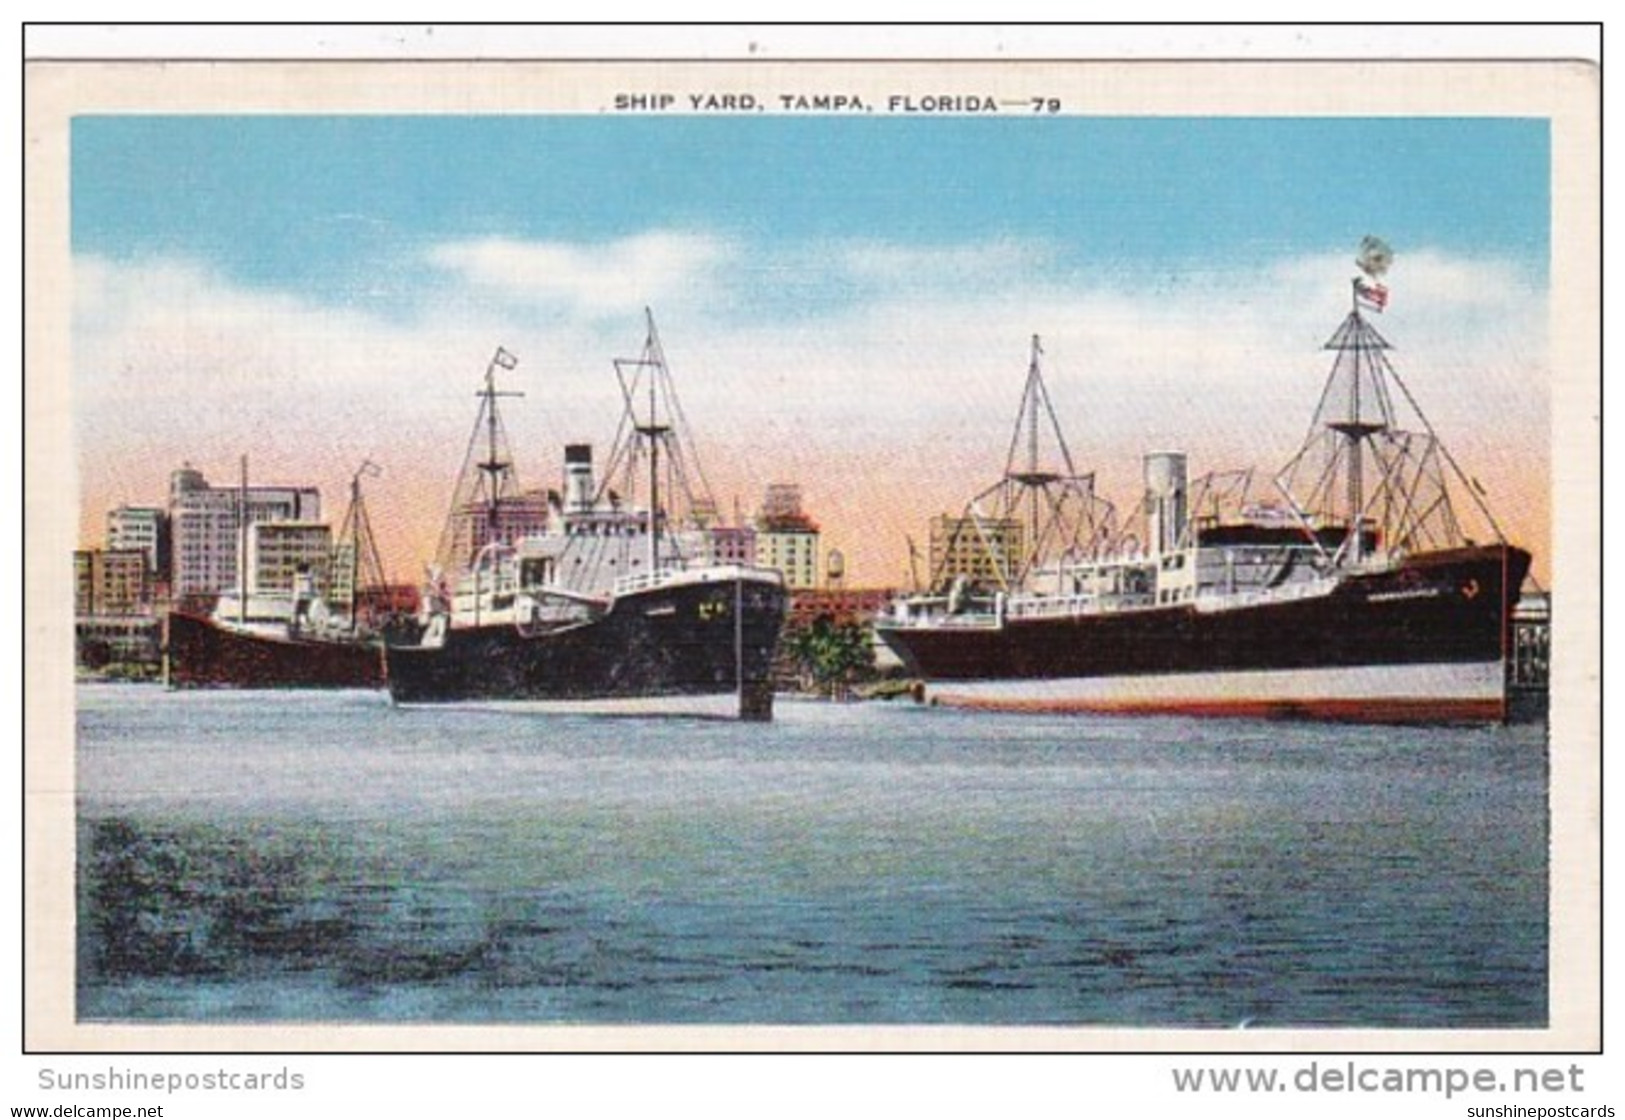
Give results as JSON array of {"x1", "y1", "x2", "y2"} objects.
[
  {"x1": 71, "y1": 114, "x2": 1553, "y2": 583},
  {"x1": 73, "y1": 115, "x2": 1549, "y2": 295}
]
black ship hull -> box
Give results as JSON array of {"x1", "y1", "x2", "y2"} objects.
[
  {"x1": 385, "y1": 573, "x2": 787, "y2": 719},
  {"x1": 164, "y1": 611, "x2": 385, "y2": 690},
  {"x1": 878, "y1": 544, "x2": 1530, "y2": 723}
]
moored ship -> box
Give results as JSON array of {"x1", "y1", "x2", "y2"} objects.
[
  {"x1": 384, "y1": 318, "x2": 787, "y2": 719},
  {"x1": 164, "y1": 461, "x2": 399, "y2": 690},
  {"x1": 877, "y1": 246, "x2": 1536, "y2": 723},
  {"x1": 164, "y1": 605, "x2": 386, "y2": 690}
]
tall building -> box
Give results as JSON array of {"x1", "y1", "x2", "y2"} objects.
[
  {"x1": 73, "y1": 549, "x2": 151, "y2": 616},
  {"x1": 247, "y1": 521, "x2": 333, "y2": 596},
  {"x1": 74, "y1": 548, "x2": 160, "y2": 669},
  {"x1": 928, "y1": 513, "x2": 1025, "y2": 589},
  {"x1": 106, "y1": 505, "x2": 167, "y2": 575},
  {"x1": 755, "y1": 483, "x2": 821, "y2": 590},
  {"x1": 168, "y1": 464, "x2": 321, "y2": 599}
]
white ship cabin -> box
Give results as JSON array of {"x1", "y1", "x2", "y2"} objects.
[
  {"x1": 888, "y1": 451, "x2": 1353, "y2": 629},
  {"x1": 211, "y1": 569, "x2": 346, "y2": 638}
]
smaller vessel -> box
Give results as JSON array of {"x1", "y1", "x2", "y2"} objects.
[
  {"x1": 163, "y1": 460, "x2": 398, "y2": 689},
  {"x1": 385, "y1": 318, "x2": 788, "y2": 718}
]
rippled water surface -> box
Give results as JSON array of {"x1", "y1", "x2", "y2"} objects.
[{"x1": 75, "y1": 684, "x2": 1548, "y2": 1026}]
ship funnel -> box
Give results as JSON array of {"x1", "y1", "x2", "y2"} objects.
[
  {"x1": 1144, "y1": 451, "x2": 1188, "y2": 556},
  {"x1": 564, "y1": 444, "x2": 595, "y2": 512}
]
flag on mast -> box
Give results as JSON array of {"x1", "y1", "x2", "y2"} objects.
[
  {"x1": 1354, "y1": 236, "x2": 1393, "y2": 312},
  {"x1": 493, "y1": 346, "x2": 518, "y2": 370},
  {"x1": 1354, "y1": 277, "x2": 1390, "y2": 312}
]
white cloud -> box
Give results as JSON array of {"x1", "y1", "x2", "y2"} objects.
[
  {"x1": 425, "y1": 232, "x2": 732, "y2": 317},
  {"x1": 835, "y1": 239, "x2": 1055, "y2": 285},
  {"x1": 71, "y1": 238, "x2": 1550, "y2": 453}
]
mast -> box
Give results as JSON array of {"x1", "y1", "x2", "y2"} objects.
[
  {"x1": 238, "y1": 454, "x2": 248, "y2": 626},
  {"x1": 338, "y1": 459, "x2": 385, "y2": 630},
  {"x1": 1275, "y1": 238, "x2": 1502, "y2": 566},
  {"x1": 1019, "y1": 335, "x2": 1057, "y2": 555},
  {"x1": 350, "y1": 469, "x2": 361, "y2": 623},
  {"x1": 605, "y1": 309, "x2": 717, "y2": 574},
  {"x1": 936, "y1": 335, "x2": 1113, "y2": 592},
  {"x1": 641, "y1": 329, "x2": 667, "y2": 573},
  {"x1": 476, "y1": 349, "x2": 523, "y2": 545},
  {"x1": 1327, "y1": 290, "x2": 1391, "y2": 566},
  {"x1": 1005, "y1": 334, "x2": 1078, "y2": 487},
  {"x1": 1276, "y1": 293, "x2": 1397, "y2": 567},
  {"x1": 434, "y1": 347, "x2": 523, "y2": 573}
]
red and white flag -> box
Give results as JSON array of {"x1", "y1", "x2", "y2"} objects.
[{"x1": 1354, "y1": 277, "x2": 1389, "y2": 311}]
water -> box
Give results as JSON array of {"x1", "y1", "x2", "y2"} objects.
[{"x1": 75, "y1": 684, "x2": 1548, "y2": 1027}]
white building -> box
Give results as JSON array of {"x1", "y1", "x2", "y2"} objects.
[
  {"x1": 755, "y1": 483, "x2": 821, "y2": 590},
  {"x1": 246, "y1": 521, "x2": 333, "y2": 596},
  {"x1": 168, "y1": 465, "x2": 321, "y2": 599}
]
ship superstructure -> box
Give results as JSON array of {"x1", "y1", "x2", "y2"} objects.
[{"x1": 878, "y1": 250, "x2": 1533, "y2": 722}]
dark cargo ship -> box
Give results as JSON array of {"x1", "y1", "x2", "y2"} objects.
[
  {"x1": 384, "y1": 565, "x2": 786, "y2": 717},
  {"x1": 164, "y1": 462, "x2": 396, "y2": 690},
  {"x1": 163, "y1": 608, "x2": 385, "y2": 690},
  {"x1": 877, "y1": 246, "x2": 1538, "y2": 723},
  {"x1": 384, "y1": 319, "x2": 787, "y2": 719}
]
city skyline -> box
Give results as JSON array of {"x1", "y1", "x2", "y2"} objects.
[{"x1": 73, "y1": 115, "x2": 1553, "y2": 586}]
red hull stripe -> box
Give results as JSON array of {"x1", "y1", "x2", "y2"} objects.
[{"x1": 930, "y1": 693, "x2": 1505, "y2": 724}]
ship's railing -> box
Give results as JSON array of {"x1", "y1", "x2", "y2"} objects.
[
  {"x1": 1191, "y1": 576, "x2": 1337, "y2": 613},
  {"x1": 887, "y1": 610, "x2": 1003, "y2": 630},
  {"x1": 887, "y1": 588, "x2": 1161, "y2": 627},
  {"x1": 881, "y1": 595, "x2": 1000, "y2": 629},
  {"x1": 1003, "y1": 593, "x2": 1155, "y2": 620},
  {"x1": 886, "y1": 571, "x2": 1337, "y2": 628}
]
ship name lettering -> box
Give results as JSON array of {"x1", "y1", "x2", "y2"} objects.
[{"x1": 1366, "y1": 588, "x2": 1441, "y2": 603}]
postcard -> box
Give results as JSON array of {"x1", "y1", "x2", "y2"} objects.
[{"x1": 23, "y1": 30, "x2": 1600, "y2": 1081}]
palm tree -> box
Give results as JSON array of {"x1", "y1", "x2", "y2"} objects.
[{"x1": 784, "y1": 615, "x2": 875, "y2": 699}]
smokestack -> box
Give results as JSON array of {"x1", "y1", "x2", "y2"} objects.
[
  {"x1": 564, "y1": 444, "x2": 594, "y2": 513},
  {"x1": 1143, "y1": 451, "x2": 1188, "y2": 556}
]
